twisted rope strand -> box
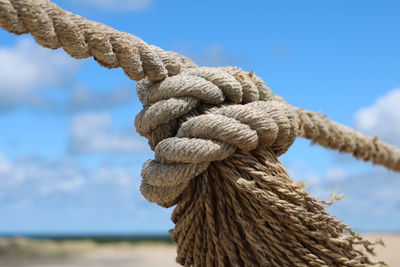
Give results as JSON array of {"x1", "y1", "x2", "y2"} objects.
[
  {"x1": 297, "y1": 108, "x2": 400, "y2": 171},
  {"x1": 0, "y1": 0, "x2": 195, "y2": 82}
]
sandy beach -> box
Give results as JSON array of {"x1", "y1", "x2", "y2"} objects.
[
  {"x1": 0, "y1": 234, "x2": 399, "y2": 267},
  {"x1": 363, "y1": 234, "x2": 400, "y2": 266}
]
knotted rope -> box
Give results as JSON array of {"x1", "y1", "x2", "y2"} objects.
[{"x1": 1, "y1": 1, "x2": 400, "y2": 266}]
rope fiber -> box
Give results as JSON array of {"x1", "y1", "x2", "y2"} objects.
[{"x1": 1, "y1": 0, "x2": 399, "y2": 266}]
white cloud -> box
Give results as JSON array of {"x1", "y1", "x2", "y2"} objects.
[
  {"x1": 0, "y1": 38, "x2": 78, "y2": 110},
  {"x1": 288, "y1": 160, "x2": 400, "y2": 230},
  {"x1": 286, "y1": 92, "x2": 400, "y2": 230},
  {"x1": 0, "y1": 152, "x2": 148, "y2": 221},
  {"x1": 67, "y1": 85, "x2": 134, "y2": 112},
  {"x1": 79, "y1": 0, "x2": 153, "y2": 11},
  {"x1": 0, "y1": 154, "x2": 85, "y2": 197},
  {"x1": 333, "y1": 168, "x2": 400, "y2": 219},
  {"x1": 0, "y1": 153, "x2": 139, "y2": 200},
  {"x1": 69, "y1": 112, "x2": 148, "y2": 153},
  {"x1": 173, "y1": 44, "x2": 247, "y2": 67},
  {"x1": 0, "y1": 152, "x2": 172, "y2": 232},
  {"x1": 94, "y1": 165, "x2": 133, "y2": 186},
  {"x1": 355, "y1": 89, "x2": 400, "y2": 145},
  {"x1": 325, "y1": 167, "x2": 347, "y2": 182},
  {"x1": 39, "y1": 177, "x2": 83, "y2": 196},
  {"x1": 0, "y1": 153, "x2": 12, "y2": 174},
  {"x1": 198, "y1": 45, "x2": 245, "y2": 67}
]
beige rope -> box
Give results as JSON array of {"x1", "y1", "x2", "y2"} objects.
[
  {"x1": 297, "y1": 109, "x2": 400, "y2": 171},
  {"x1": 0, "y1": 0, "x2": 196, "y2": 82},
  {"x1": 1, "y1": 0, "x2": 399, "y2": 266}
]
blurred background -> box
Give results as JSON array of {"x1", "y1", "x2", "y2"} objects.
[{"x1": 0, "y1": 0, "x2": 399, "y2": 266}]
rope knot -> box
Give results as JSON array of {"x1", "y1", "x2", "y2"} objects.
[
  {"x1": 2, "y1": 2, "x2": 398, "y2": 264},
  {"x1": 135, "y1": 67, "x2": 298, "y2": 206}
]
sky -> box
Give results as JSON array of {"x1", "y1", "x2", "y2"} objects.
[{"x1": 0, "y1": 0, "x2": 399, "y2": 234}]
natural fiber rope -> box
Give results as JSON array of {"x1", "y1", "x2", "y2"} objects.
[
  {"x1": 1, "y1": 1, "x2": 399, "y2": 266},
  {"x1": 297, "y1": 109, "x2": 400, "y2": 171},
  {"x1": 0, "y1": 0, "x2": 197, "y2": 82}
]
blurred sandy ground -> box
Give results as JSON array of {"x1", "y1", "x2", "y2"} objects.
[
  {"x1": 0, "y1": 234, "x2": 398, "y2": 267},
  {"x1": 365, "y1": 234, "x2": 400, "y2": 266}
]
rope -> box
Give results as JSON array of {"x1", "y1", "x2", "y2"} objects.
[
  {"x1": 1, "y1": 0, "x2": 399, "y2": 266},
  {"x1": 297, "y1": 109, "x2": 400, "y2": 171},
  {"x1": 0, "y1": 0, "x2": 196, "y2": 82}
]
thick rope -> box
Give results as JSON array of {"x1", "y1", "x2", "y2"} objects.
[
  {"x1": 171, "y1": 149, "x2": 385, "y2": 266},
  {"x1": 0, "y1": 0, "x2": 196, "y2": 82},
  {"x1": 297, "y1": 109, "x2": 400, "y2": 171},
  {"x1": 1, "y1": 1, "x2": 399, "y2": 266}
]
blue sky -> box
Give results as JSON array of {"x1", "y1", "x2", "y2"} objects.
[{"x1": 0, "y1": 0, "x2": 399, "y2": 234}]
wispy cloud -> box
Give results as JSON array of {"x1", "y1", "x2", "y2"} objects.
[
  {"x1": 0, "y1": 152, "x2": 144, "y2": 209},
  {"x1": 0, "y1": 152, "x2": 140, "y2": 201},
  {"x1": 69, "y1": 112, "x2": 149, "y2": 154},
  {"x1": 93, "y1": 164, "x2": 133, "y2": 186},
  {"x1": 77, "y1": 0, "x2": 153, "y2": 11},
  {"x1": 67, "y1": 85, "x2": 134, "y2": 112},
  {"x1": 355, "y1": 89, "x2": 400, "y2": 145},
  {"x1": 0, "y1": 154, "x2": 85, "y2": 199},
  {"x1": 288, "y1": 161, "x2": 400, "y2": 230},
  {"x1": 288, "y1": 88, "x2": 400, "y2": 230},
  {"x1": 174, "y1": 44, "x2": 248, "y2": 68},
  {"x1": 0, "y1": 152, "x2": 172, "y2": 232},
  {"x1": 0, "y1": 38, "x2": 78, "y2": 111}
]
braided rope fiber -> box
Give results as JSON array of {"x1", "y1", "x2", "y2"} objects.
[{"x1": 1, "y1": 1, "x2": 400, "y2": 266}]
